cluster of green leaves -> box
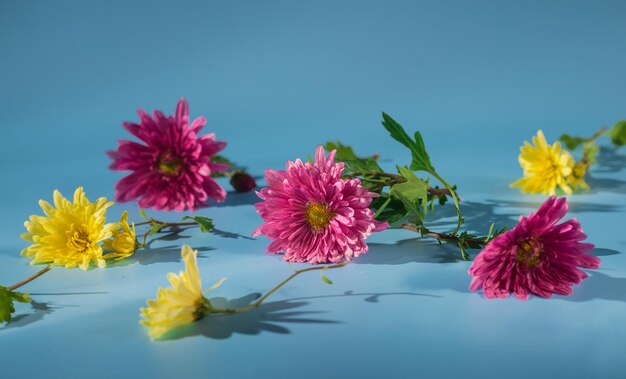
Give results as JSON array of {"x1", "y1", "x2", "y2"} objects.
[
  {"x1": 560, "y1": 120, "x2": 626, "y2": 165},
  {"x1": 325, "y1": 113, "x2": 501, "y2": 260},
  {"x1": 0, "y1": 286, "x2": 31, "y2": 323}
]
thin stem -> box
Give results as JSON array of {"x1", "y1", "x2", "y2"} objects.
[
  {"x1": 8, "y1": 266, "x2": 52, "y2": 291},
  {"x1": 400, "y1": 224, "x2": 486, "y2": 246},
  {"x1": 135, "y1": 219, "x2": 197, "y2": 227},
  {"x1": 211, "y1": 262, "x2": 349, "y2": 315},
  {"x1": 587, "y1": 126, "x2": 609, "y2": 143},
  {"x1": 430, "y1": 171, "x2": 463, "y2": 236}
]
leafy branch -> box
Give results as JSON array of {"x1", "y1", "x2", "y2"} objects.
[
  {"x1": 560, "y1": 120, "x2": 626, "y2": 171},
  {"x1": 325, "y1": 113, "x2": 506, "y2": 260}
]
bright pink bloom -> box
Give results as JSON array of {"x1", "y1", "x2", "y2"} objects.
[
  {"x1": 469, "y1": 196, "x2": 600, "y2": 300},
  {"x1": 108, "y1": 99, "x2": 228, "y2": 211},
  {"x1": 253, "y1": 146, "x2": 387, "y2": 264}
]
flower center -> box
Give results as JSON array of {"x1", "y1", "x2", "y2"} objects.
[
  {"x1": 516, "y1": 238, "x2": 543, "y2": 267},
  {"x1": 305, "y1": 203, "x2": 335, "y2": 231},
  {"x1": 157, "y1": 150, "x2": 184, "y2": 175},
  {"x1": 66, "y1": 224, "x2": 95, "y2": 252}
]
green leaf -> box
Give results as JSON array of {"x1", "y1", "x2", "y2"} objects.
[
  {"x1": 183, "y1": 216, "x2": 215, "y2": 233},
  {"x1": 390, "y1": 166, "x2": 429, "y2": 224},
  {"x1": 0, "y1": 286, "x2": 31, "y2": 324},
  {"x1": 609, "y1": 120, "x2": 626, "y2": 146},
  {"x1": 371, "y1": 196, "x2": 409, "y2": 223},
  {"x1": 344, "y1": 158, "x2": 384, "y2": 174},
  {"x1": 149, "y1": 223, "x2": 162, "y2": 235},
  {"x1": 320, "y1": 274, "x2": 333, "y2": 285},
  {"x1": 139, "y1": 208, "x2": 148, "y2": 220},
  {"x1": 559, "y1": 134, "x2": 586, "y2": 150},
  {"x1": 324, "y1": 141, "x2": 359, "y2": 161},
  {"x1": 381, "y1": 113, "x2": 435, "y2": 173}
]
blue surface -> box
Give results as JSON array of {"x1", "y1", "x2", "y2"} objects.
[{"x1": 1, "y1": 1, "x2": 625, "y2": 378}]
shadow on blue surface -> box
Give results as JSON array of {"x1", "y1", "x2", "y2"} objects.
[
  {"x1": 162, "y1": 290, "x2": 434, "y2": 341},
  {"x1": 360, "y1": 240, "x2": 462, "y2": 265},
  {"x1": 0, "y1": 291, "x2": 107, "y2": 331},
  {"x1": 594, "y1": 146, "x2": 626, "y2": 174},
  {"x1": 212, "y1": 228, "x2": 255, "y2": 240},
  {"x1": 0, "y1": 300, "x2": 59, "y2": 331},
  {"x1": 210, "y1": 189, "x2": 261, "y2": 208},
  {"x1": 162, "y1": 293, "x2": 339, "y2": 341},
  {"x1": 560, "y1": 271, "x2": 626, "y2": 303}
]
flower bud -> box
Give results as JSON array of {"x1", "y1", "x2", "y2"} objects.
[{"x1": 230, "y1": 171, "x2": 257, "y2": 192}]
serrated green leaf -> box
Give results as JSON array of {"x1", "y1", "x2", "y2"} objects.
[
  {"x1": 183, "y1": 216, "x2": 215, "y2": 233},
  {"x1": 391, "y1": 166, "x2": 429, "y2": 221},
  {"x1": 381, "y1": 113, "x2": 435, "y2": 173},
  {"x1": 320, "y1": 274, "x2": 333, "y2": 285},
  {"x1": 344, "y1": 158, "x2": 384, "y2": 174},
  {"x1": 559, "y1": 134, "x2": 586, "y2": 150},
  {"x1": 609, "y1": 120, "x2": 626, "y2": 146},
  {"x1": 0, "y1": 286, "x2": 31, "y2": 324},
  {"x1": 324, "y1": 141, "x2": 359, "y2": 161}
]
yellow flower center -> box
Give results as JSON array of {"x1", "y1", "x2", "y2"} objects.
[
  {"x1": 516, "y1": 238, "x2": 542, "y2": 267},
  {"x1": 305, "y1": 203, "x2": 335, "y2": 231},
  {"x1": 572, "y1": 163, "x2": 587, "y2": 179},
  {"x1": 158, "y1": 150, "x2": 184, "y2": 175},
  {"x1": 66, "y1": 224, "x2": 95, "y2": 252}
]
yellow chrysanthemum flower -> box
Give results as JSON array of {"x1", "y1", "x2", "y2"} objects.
[
  {"x1": 140, "y1": 245, "x2": 225, "y2": 340},
  {"x1": 511, "y1": 130, "x2": 574, "y2": 195},
  {"x1": 567, "y1": 162, "x2": 590, "y2": 191},
  {"x1": 21, "y1": 187, "x2": 117, "y2": 270},
  {"x1": 103, "y1": 211, "x2": 138, "y2": 261}
]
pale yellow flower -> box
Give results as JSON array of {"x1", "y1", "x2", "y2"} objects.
[
  {"x1": 21, "y1": 187, "x2": 116, "y2": 270},
  {"x1": 140, "y1": 245, "x2": 225, "y2": 340},
  {"x1": 103, "y1": 211, "x2": 138, "y2": 261},
  {"x1": 511, "y1": 130, "x2": 574, "y2": 195}
]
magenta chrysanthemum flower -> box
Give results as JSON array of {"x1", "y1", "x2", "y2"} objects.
[
  {"x1": 108, "y1": 98, "x2": 228, "y2": 211},
  {"x1": 253, "y1": 146, "x2": 388, "y2": 264},
  {"x1": 469, "y1": 196, "x2": 600, "y2": 300}
]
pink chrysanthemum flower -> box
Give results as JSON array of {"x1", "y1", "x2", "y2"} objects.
[
  {"x1": 469, "y1": 196, "x2": 600, "y2": 300},
  {"x1": 253, "y1": 146, "x2": 388, "y2": 264},
  {"x1": 108, "y1": 99, "x2": 228, "y2": 211}
]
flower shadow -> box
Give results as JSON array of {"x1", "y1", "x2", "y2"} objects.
[
  {"x1": 558, "y1": 271, "x2": 626, "y2": 303},
  {"x1": 210, "y1": 189, "x2": 262, "y2": 208},
  {"x1": 161, "y1": 293, "x2": 339, "y2": 341}
]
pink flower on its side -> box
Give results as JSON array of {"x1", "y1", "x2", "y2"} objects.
[
  {"x1": 108, "y1": 99, "x2": 228, "y2": 211},
  {"x1": 469, "y1": 196, "x2": 600, "y2": 300},
  {"x1": 253, "y1": 146, "x2": 387, "y2": 264}
]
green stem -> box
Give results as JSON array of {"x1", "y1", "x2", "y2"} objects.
[
  {"x1": 210, "y1": 261, "x2": 349, "y2": 315},
  {"x1": 8, "y1": 266, "x2": 52, "y2": 291},
  {"x1": 430, "y1": 171, "x2": 462, "y2": 236}
]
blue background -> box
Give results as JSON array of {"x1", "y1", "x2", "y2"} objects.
[{"x1": 1, "y1": 1, "x2": 625, "y2": 378}]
